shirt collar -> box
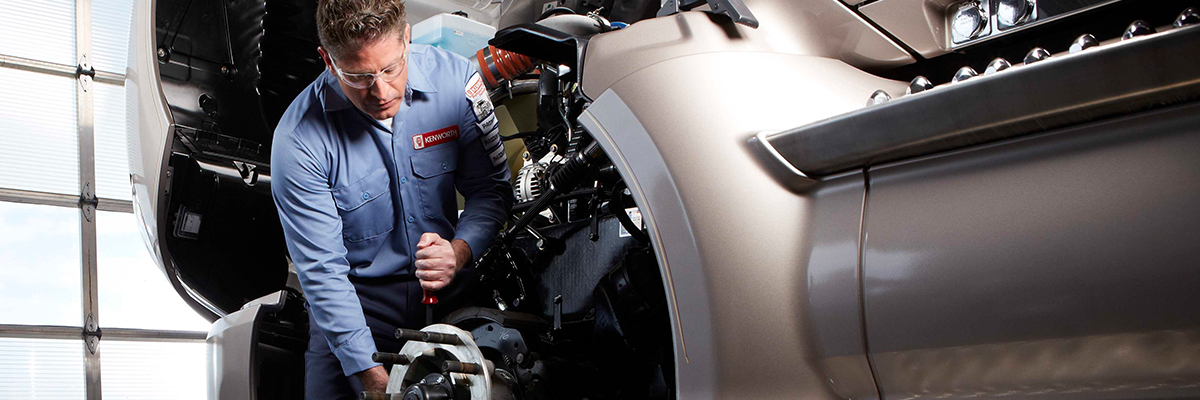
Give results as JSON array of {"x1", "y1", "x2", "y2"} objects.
[{"x1": 319, "y1": 44, "x2": 437, "y2": 113}]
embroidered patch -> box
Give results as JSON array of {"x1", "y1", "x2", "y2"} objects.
[
  {"x1": 488, "y1": 142, "x2": 507, "y2": 167},
  {"x1": 481, "y1": 126, "x2": 502, "y2": 151},
  {"x1": 477, "y1": 112, "x2": 499, "y2": 133},
  {"x1": 413, "y1": 125, "x2": 460, "y2": 150},
  {"x1": 466, "y1": 72, "x2": 495, "y2": 123},
  {"x1": 466, "y1": 72, "x2": 487, "y2": 99},
  {"x1": 473, "y1": 98, "x2": 495, "y2": 121}
]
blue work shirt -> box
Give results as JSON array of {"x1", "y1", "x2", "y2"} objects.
[{"x1": 270, "y1": 44, "x2": 512, "y2": 376}]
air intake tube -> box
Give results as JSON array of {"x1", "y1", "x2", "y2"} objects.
[{"x1": 475, "y1": 45, "x2": 536, "y2": 90}]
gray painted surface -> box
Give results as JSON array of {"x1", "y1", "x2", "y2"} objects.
[
  {"x1": 863, "y1": 102, "x2": 1200, "y2": 400},
  {"x1": 580, "y1": 93, "x2": 718, "y2": 399},
  {"x1": 806, "y1": 173, "x2": 880, "y2": 400},
  {"x1": 581, "y1": 9, "x2": 912, "y2": 99},
  {"x1": 581, "y1": 44, "x2": 899, "y2": 397}
]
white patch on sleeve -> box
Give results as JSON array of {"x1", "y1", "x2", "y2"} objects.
[
  {"x1": 488, "y1": 143, "x2": 507, "y2": 167},
  {"x1": 466, "y1": 72, "x2": 495, "y2": 123},
  {"x1": 481, "y1": 126, "x2": 502, "y2": 151},
  {"x1": 477, "y1": 112, "x2": 499, "y2": 133}
]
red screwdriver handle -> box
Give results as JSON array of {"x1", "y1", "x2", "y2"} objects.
[{"x1": 422, "y1": 290, "x2": 438, "y2": 305}]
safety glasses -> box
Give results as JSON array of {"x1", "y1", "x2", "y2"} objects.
[{"x1": 329, "y1": 47, "x2": 408, "y2": 89}]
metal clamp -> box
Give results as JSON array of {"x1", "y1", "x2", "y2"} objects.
[
  {"x1": 76, "y1": 55, "x2": 95, "y2": 92},
  {"x1": 84, "y1": 314, "x2": 102, "y2": 354},
  {"x1": 80, "y1": 183, "x2": 98, "y2": 222}
]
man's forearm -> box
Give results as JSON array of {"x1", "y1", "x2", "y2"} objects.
[{"x1": 451, "y1": 238, "x2": 472, "y2": 269}]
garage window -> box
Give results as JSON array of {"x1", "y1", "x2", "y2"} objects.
[{"x1": 0, "y1": 0, "x2": 209, "y2": 398}]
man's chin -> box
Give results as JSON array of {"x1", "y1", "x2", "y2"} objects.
[
  {"x1": 366, "y1": 104, "x2": 400, "y2": 120},
  {"x1": 360, "y1": 98, "x2": 403, "y2": 120}
]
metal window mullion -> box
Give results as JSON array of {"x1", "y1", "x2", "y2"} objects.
[
  {"x1": 75, "y1": 0, "x2": 102, "y2": 399},
  {"x1": 0, "y1": 53, "x2": 124, "y2": 84},
  {"x1": 0, "y1": 324, "x2": 83, "y2": 341},
  {"x1": 103, "y1": 327, "x2": 207, "y2": 342},
  {"x1": 0, "y1": 187, "x2": 134, "y2": 212},
  {"x1": 0, "y1": 324, "x2": 206, "y2": 342}
]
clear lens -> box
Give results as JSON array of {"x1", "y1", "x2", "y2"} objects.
[
  {"x1": 342, "y1": 73, "x2": 376, "y2": 88},
  {"x1": 333, "y1": 51, "x2": 407, "y2": 89}
]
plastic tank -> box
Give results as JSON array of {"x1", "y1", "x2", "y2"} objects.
[{"x1": 411, "y1": 13, "x2": 497, "y2": 59}]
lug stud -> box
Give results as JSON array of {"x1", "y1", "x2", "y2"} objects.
[
  {"x1": 1069, "y1": 34, "x2": 1099, "y2": 53},
  {"x1": 1122, "y1": 20, "x2": 1155, "y2": 40},
  {"x1": 907, "y1": 76, "x2": 934, "y2": 95},
  {"x1": 1023, "y1": 47, "x2": 1051, "y2": 64},
  {"x1": 984, "y1": 58, "x2": 1011, "y2": 75},
  {"x1": 952, "y1": 66, "x2": 978, "y2": 83},
  {"x1": 1175, "y1": 8, "x2": 1200, "y2": 28},
  {"x1": 867, "y1": 90, "x2": 891, "y2": 106}
]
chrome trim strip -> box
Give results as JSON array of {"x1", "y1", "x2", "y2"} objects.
[
  {"x1": 753, "y1": 131, "x2": 810, "y2": 179},
  {"x1": 767, "y1": 23, "x2": 1200, "y2": 178}
]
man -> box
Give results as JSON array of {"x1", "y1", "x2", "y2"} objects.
[{"x1": 269, "y1": 0, "x2": 512, "y2": 397}]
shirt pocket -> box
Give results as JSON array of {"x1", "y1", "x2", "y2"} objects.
[
  {"x1": 331, "y1": 168, "x2": 395, "y2": 243},
  {"x1": 410, "y1": 145, "x2": 458, "y2": 219}
]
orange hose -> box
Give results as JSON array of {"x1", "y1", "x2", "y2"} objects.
[{"x1": 476, "y1": 45, "x2": 537, "y2": 90}]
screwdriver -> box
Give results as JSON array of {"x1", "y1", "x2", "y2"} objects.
[{"x1": 423, "y1": 290, "x2": 437, "y2": 326}]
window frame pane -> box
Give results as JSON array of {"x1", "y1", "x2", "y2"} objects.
[
  {"x1": 0, "y1": 68, "x2": 80, "y2": 195},
  {"x1": 0, "y1": 0, "x2": 76, "y2": 66},
  {"x1": 0, "y1": 201, "x2": 82, "y2": 327},
  {"x1": 0, "y1": 337, "x2": 88, "y2": 399}
]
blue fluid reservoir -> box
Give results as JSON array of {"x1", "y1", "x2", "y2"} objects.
[{"x1": 411, "y1": 13, "x2": 497, "y2": 60}]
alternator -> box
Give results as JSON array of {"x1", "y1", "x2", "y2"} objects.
[{"x1": 513, "y1": 162, "x2": 550, "y2": 203}]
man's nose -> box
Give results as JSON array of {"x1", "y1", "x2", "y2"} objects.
[{"x1": 368, "y1": 77, "x2": 391, "y2": 98}]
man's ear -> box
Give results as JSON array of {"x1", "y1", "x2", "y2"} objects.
[
  {"x1": 317, "y1": 46, "x2": 333, "y2": 71},
  {"x1": 405, "y1": 24, "x2": 411, "y2": 43}
]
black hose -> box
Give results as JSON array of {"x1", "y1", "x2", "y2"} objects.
[
  {"x1": 503, "y1": 141, "x2": 607, "y2": 242},
  {"x1": 500, "y1": 131, "x2": 540, "y2": 141},
  {"x1": 610, "y1": 180, "x2": 649, "y2": 244}
]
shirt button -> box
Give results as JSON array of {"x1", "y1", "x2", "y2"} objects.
[
  {"x1": 407, "y1": 216, "x2": 415, "y2": 223},
  {"x1": 441, "y1": 162, "x2": 448, "y2": 170},
  {"x1": 362, "y1": 192, "x2": 369, "y2": 200},
  {"x1": 400, "y1": 177, "x2": 407, "y2": 184}
]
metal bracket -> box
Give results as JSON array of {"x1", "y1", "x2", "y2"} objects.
[
  {"x1": 657, "y1": 0, "x2": 759, "y2": 28},
  {"x1": 76, "y1": 55, "x2": 95, "y2": 93},
  {"x1": 83, "y1": 314, "x2": 102, "y2": 354},
  {"x1": 80, "y1": 182, "x2": 98, "y2": 222}
]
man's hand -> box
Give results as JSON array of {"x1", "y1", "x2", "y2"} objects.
[
  {"x1": 356, "y1": 365, "x2": 389, "y2": 393},
  {"x1": 414, "y1": 233, "x2": 472, "y2": 291}
]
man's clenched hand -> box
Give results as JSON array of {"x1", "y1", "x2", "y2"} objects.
[{"x1": 414, "y1": 233, "x2": 472, "y2": 291}]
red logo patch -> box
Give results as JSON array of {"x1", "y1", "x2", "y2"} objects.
[
  {"x1": 413, "y1": 126, "x2": 460, "y2": 150},
  {"x1": 467, "y1": 75, "x2": 487, "y2": 99}
]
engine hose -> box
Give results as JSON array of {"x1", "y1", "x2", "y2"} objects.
[
  {"x1": 549, "y1": 141, "x2": 604, "y2": 192},
  {"x1": 504, "y1": 141, "x2": 607, "y2": 241},
  {"x1": 475, "y1": 45, "x2": 537, "y2": 90}
]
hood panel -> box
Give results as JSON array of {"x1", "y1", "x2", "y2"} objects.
[{"x1": 129, "y1": 0, "x2": 324, "y2": 317}]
